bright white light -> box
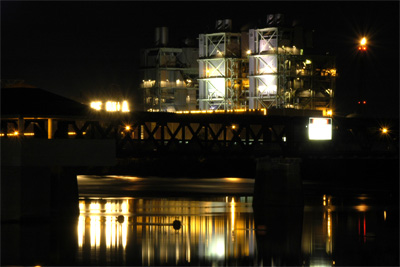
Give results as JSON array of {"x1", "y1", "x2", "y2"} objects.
[
  {"x1": 208, "y1": 78, "x2": 225, "y2": 97},
  {"x1": 360, "y1": 37, "x2": 367, "y2": 45},
  {"x1": 208, "y1": 237, "x2": 225, "y2": 258},
  {"x1": 90, "y1": 101, "x2": 102, "y2": 110},
  {"x1": 121, "y1": 101, "x2": 130, "y2": 112},
  {"x1": 308, "y1": 117, "x2": 332, "y2": 140},
  {"x1": 106, "y1": 101, "x2": 118, "y2": 112}
]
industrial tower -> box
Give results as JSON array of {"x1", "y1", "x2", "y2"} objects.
[{"x1": 140, "y1": 27, "x2": 199, "y2": 112}]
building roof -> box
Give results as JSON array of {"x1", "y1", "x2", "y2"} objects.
[{"x1": 1, "y1": 87, "x2": 91, "y2": 118}]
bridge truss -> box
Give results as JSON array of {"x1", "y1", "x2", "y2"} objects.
[{"x1": 1, "y1": 112, "x2": 398, "y2": 158}]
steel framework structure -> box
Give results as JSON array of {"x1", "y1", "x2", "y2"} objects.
[
  {"x1": 249, "y1": 27, "x2": 296, "y2": 109},
  {"x1": 198, "y1": 32, "x2": 247, "y2": 110}
]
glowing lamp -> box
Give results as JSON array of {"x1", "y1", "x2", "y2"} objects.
[
  {"x1": 358, "y1": 37, "x2": 367, "y2": 51},
  {"x1": 360, "y1": 37, "x2": 367, "y2": 45}
]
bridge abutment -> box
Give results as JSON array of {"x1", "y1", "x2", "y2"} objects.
[{"x1": 1, "y1": 139, "x2": 116, "y2": 222}]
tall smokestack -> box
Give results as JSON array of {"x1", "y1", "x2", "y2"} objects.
[{"x1": 155, "y1": 27, "x2": 168, "y2": 47}]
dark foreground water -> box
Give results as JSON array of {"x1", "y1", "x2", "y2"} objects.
[{"x1": 2, "y1": 175, "x2": 399, "y2": 266}]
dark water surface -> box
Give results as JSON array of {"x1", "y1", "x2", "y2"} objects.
[{"x1": 2, "y1": 175, "x2": 399, "y2": 266}]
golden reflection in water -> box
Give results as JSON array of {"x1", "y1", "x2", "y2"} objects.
[
  {"x1": 78, "y1": 199, "x2": 129, "y2": 263},
  {"x1": 231, "y1": 197, "x2": 235, "y2": 234},
  {"x1": 77, "y1": 197, "x2": 255, "y2": 265},
  {"x1": 324, "y1": 195, "x2": 332, "y2": 254},
  {"x1": 302, "y1": 194, "x2": 334, "y2": 266}
]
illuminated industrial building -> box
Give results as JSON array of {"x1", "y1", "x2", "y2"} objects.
[
  {"x1": 198, "y1": 19, "x2": 249, "y2": 110},
  {"x1": 140, "y1": 27, "x2": 199, "y2": 112},
  {"x1": 141, "y1": 16, "x2": 336, "y2": 115}
]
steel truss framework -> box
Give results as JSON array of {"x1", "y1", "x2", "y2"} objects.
[
  {"x1": 1, "y1": 114, "x2": 397, "y2": 158},
  {"x1": 198, "y1": 32, "x2": 245, "y2": 110}
]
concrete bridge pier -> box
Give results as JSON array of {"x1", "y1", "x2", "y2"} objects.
[
  {"x1": 253, "y1": 157, "x2": 304, "y2": 266},
  {"x1": 1, "y1": 139, "x2": 116, "y2": 222}
]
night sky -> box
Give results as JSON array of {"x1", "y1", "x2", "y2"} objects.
[{"x1": 1, "y1": 1, "x2": 399, "y2": 117}]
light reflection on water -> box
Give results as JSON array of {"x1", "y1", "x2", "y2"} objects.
[
  {"x1": 74, "y1": 190, "x2": 398, "y2": 266},
  {"x1": 76, "y1": 196, "x2": 256, "y2": 266},
  {"x1": 2, "y1": 176, "x2": 397, "y2": 266}
]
